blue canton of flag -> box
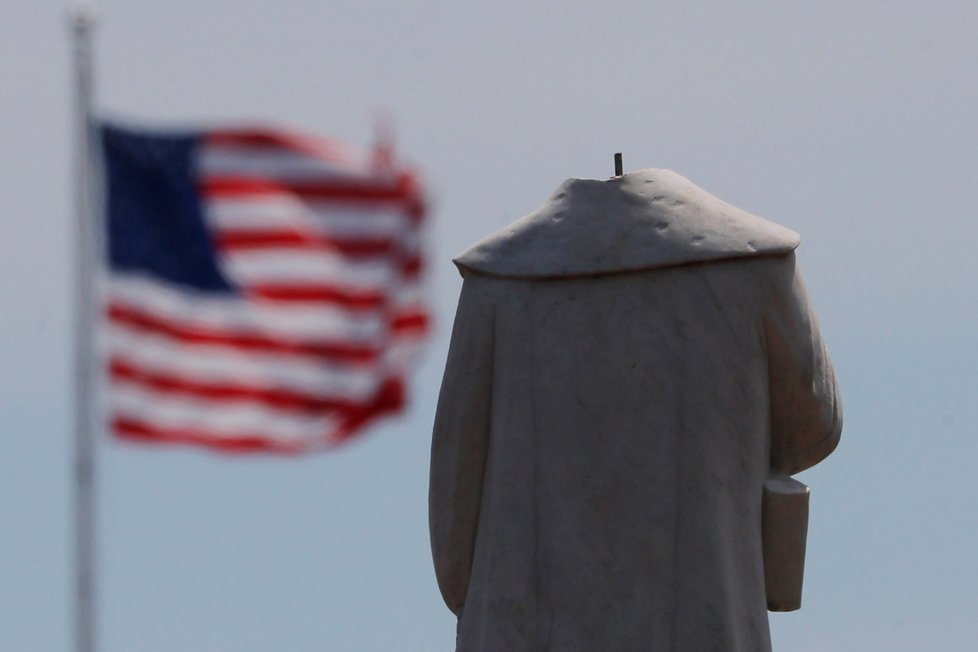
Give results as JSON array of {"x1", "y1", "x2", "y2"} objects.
[{"x1": 101, "y1": 123, "x2": 429, "y2": 454}]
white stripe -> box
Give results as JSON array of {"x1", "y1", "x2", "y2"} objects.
[
  {"x1": 397, "y1": 230, "x2": 423, "y2": 253},
  {"x1": 385, "y1": 338, "x2": 425, "y2": 374},
  {"x1": 205, "y1": 138, "x2": 372, "y2": 170},
  {"x1": 389, "y1": 285, "x2": 426, "y2": 308},
  {"x1": 200, "y1": 146, "x2": 378, "y2": 180},
  {"x1": 104, "y1": 274, "x2": 386, "y2": 341},
  {"x1": 106, "y1": 326, "x2": 382, "y2": 401},
  {"x1": 109, "y1": 385, "x2": 343, "y2": 444},
  {"x1": 206, "y1": 196, "x2": 409, "y2": 238},
  {"x1": 219, "y1": 250, "x2": 396, "y2": 288}
]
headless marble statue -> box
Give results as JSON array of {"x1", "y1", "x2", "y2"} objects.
[{"x1": 430, "y1": 168, "x2": 842, "y2": 651}]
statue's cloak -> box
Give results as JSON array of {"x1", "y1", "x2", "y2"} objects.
[{"x1": 430, "y1": 169, "x2": 841, "y2": 652}]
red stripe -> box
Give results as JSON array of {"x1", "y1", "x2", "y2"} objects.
[
  {"x1": 113, "y1": 417, "x2": 306, "y2": 455},
  {"x1": 205, "y1": 129, "x2": 352, "y2": 162},
  {"x1": 111, "y1": 377, "x2": 406, "y2": 453},
  {"x1": 215, "y1": 230, "x2": 395, "y2": 256},
  {"x1": 207, "y1": 130, "x2": 306, "y2": 148},
  {"x1": 201, "y1": 175, "x2": 418, "y2": 203},
  {"x1": 391, "y1": 311, "x2": 430, "y2": 333},
  {"x1": 402, "y1": 256, "x2": 423, "y2": 277},
  {"x1": 106, "y1": 302, "x2": 381, "y2": 364},
  {"x1": 247, "y1": 284, "x2": 386, "y2": 309},
  {"x1": 329, "y1": 376, "x2": 405, "y2": 444},
  {"x1": 109, "y1": 359, "x2": 369, "y2": 413}
]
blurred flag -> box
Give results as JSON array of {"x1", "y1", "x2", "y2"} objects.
[{"x1": 100, "y1": 123, "x2": 429, "y2": 454}]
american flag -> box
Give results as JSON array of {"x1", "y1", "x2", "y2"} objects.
[{"x1": 100, "y1": 123, "x2": 429, "y2": 454}]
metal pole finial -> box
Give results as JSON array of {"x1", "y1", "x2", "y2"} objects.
[{"x1": 70, "y1": 2, "x2": 98, "y2": 36}]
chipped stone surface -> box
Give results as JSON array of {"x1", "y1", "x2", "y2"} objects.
[
  {"x1": 454, "y1": 168, "x2": 800, "y2": 279},
  {"x1": 431, "y1": 170, "x2": 841, "y2": 651}
]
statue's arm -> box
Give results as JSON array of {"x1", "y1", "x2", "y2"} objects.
[
  {"x1": 429, "y1": 274, "x2": 495, "y2": 615},
  {"x1": 763, "y1": 253, "x2": 843, "y2": 474}
]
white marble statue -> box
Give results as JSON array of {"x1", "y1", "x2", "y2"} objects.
[{"x1": 430, "y1": 168, "x2": 842, "y2": 651}]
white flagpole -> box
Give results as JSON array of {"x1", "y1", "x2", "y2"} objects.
[{"x1": 70, "y1": 4, "x2": 97, "y2": 652}]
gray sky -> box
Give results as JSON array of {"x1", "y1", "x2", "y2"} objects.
[{"x1": 2, "y1": 1, "x2": 977, "y2": 650}]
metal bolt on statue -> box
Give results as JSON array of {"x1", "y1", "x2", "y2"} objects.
[{"x1": 429, "y1": 162, "x2": 842, "y2": 651}]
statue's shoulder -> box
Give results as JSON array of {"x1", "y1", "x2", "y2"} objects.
[{"x1": 454, "y1": 168, "x2": 800, "y2": 279}]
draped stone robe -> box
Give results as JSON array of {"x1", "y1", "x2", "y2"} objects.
[{"x1": 430, "y1": 169, "x2": 842, "y2": 652}]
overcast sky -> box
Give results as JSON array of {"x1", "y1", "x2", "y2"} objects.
[{"x1": 2, "y1": 1, "x2": 977, "y2": 650}]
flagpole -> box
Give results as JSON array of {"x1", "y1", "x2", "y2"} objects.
[{"x1": 70, "y1": 4, "x2": 97, "y2": 652}]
